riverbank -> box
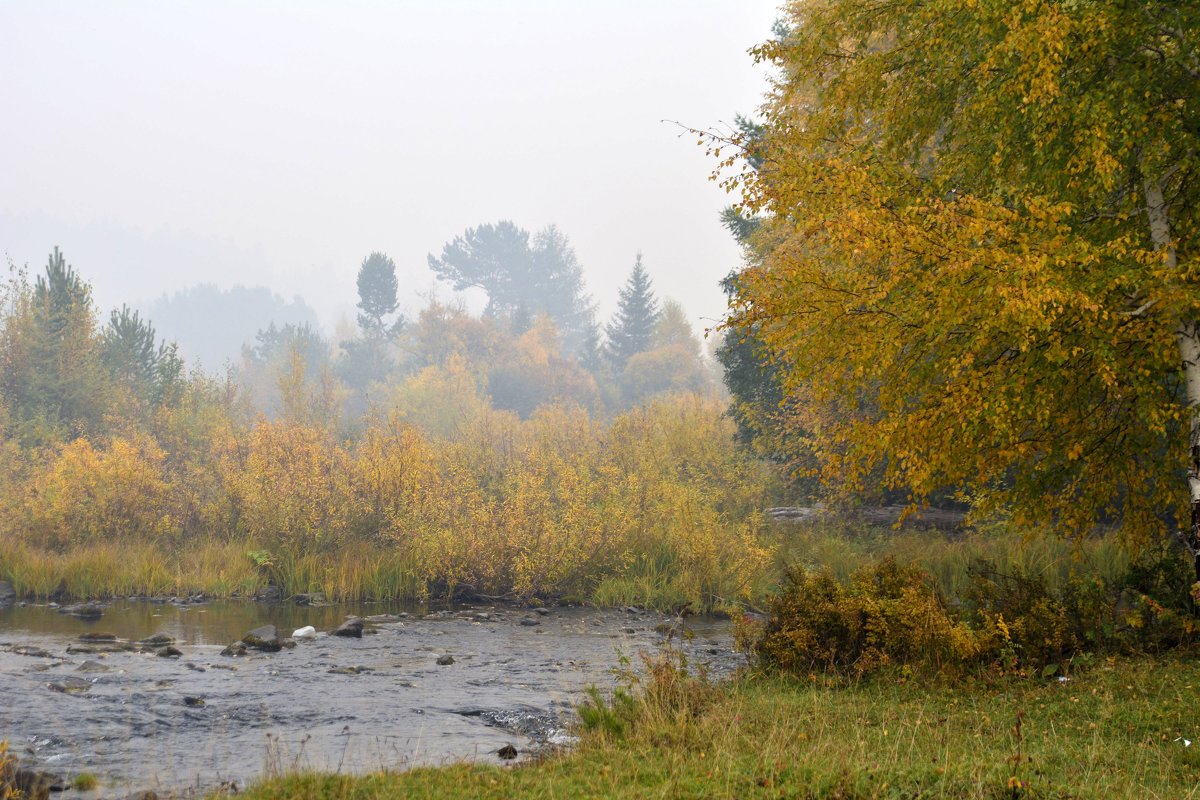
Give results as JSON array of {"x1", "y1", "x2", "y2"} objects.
[
  {"x1": 232, "y1": 654, "x2": 1200, "y2": 800},
  {"x1": 0, "y1": 533, "x2": 772, "y2": 614}
]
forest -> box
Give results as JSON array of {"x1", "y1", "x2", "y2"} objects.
[{"x1": 3, "y1": 2, "x2": 1200, "y2": 798}]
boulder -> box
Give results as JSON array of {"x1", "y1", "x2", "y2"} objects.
[
  {"x1": 76, "y1": 660, "x2": 111, "y2": 673},
  {"x1": 156, "y1": 646, "x2": 184, "y2": 658},
  {"x1": 291, "y1": 625, "x2": 317, "y2": 640},
  {"x1": 220, "y1": 642, "x2": 247, "y2": 657},
  {"x1": 13, "y1": 645, "x2": 53, "y2": 658},
  {"x1": 533, "y1": 607, "x2": 551, "y2": 616},
  {"x1": 60, "y1": 603, "x2": 104, "y2": 620},
  {"x1": 242, "y1": 625, "x2": 282, "y2": 651},
  {"x1": 0, "y1": 580, "x2": 15, "y2": 606},
  {"x1": 183, "y1": 696, "x2": 205, "y2": 707},
  {"x1": 254, "y1": 586, "x2": 282, "y2": 603},
  {"x1": 519, "y1": 618, "x2": 540, "y2": 627},
  {"x1": 48, "y1": 676, "x2": 92, "y2": 694},
  {"x1": 436, "y1": 654, "x2": 455, "y2": 666},
  {"x1": 140, "y1": 633, "x2": 175, "y2": 647},
  {"x1": 332, "y1": 617, "x2": 364, "y2": 638},
  {"x1": 497, "y1": 744, "x2": 518, "y2": 760}
]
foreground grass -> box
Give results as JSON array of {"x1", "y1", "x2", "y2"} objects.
[{"x1": 232, "y1": 656, "x2": 1200, "y2": 800}]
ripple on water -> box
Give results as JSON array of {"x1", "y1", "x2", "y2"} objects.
[{"x1": 0, "y1": 601, "x2": 742, "y2": 793}]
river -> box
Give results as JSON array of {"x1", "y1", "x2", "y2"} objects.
[{"x1": 0, "y1": 598, "x2": 740, "y2": 797}]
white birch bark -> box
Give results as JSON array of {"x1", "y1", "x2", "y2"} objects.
[{"x1": 1145, "y1": 177, "x2": 1200, "y2": 572}]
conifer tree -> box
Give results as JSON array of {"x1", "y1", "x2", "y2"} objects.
[
  {"x1": 605, "y1": 254, "x2": 659, "y2": 369},
  {"x1": 340, "y1": 252, "x2": 403, "y2": 393}
]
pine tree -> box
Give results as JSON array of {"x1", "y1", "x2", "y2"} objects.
[
  {"x1": 355, "y1": 252, "x2": 402, "y2": 336},
  {"x1": 605, "y1": 254, "x2": 659, "y2": 369},
  {"x1": 340, "y1": 252, "x2": 404, "y2": 394},
  {"x1": 19, "y1": 247, "x2": 107, "y2": 439}
]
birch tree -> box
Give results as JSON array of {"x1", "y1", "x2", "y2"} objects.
[{"x1": 724, "y1": 2, "x2": 1200, "y2": 571}]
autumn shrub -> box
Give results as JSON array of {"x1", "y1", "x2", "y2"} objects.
[
  {"x1": 1114, "y1": 539, "x2": 1199, "y2": 651},
  {"x1": 755, "y1": 541, "x2": 1198, "y2": 678},
  {"x1": 754, "y1": 559, "x2": 979, "y2": 677},
  {"x1": 23, "y1": 435, "x2": 174, "y2": 549}
]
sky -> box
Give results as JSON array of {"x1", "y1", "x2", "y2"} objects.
[{"x1": 0, "y1": 1, "x2": 779, "y2": 339}]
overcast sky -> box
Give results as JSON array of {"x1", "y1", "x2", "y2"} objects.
[{"x1": 0, "y1": 1, "x2": 778, "y2": 337}]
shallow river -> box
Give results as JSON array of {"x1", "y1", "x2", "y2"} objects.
[{"x1": 0, "y1": 599, "x2": 739, "y2": 797}]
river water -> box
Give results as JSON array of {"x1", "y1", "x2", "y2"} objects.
[{"x1": 0, "y1": 599, "x2": 739, "y2": 797}]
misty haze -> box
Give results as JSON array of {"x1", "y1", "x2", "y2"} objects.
[{"x1": 4, "y1": 2, "x2": 1199, "y2": 799}]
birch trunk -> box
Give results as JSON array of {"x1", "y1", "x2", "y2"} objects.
[{"x1": 1145, "y1": 177, "x2": 1200, "y2": 582}]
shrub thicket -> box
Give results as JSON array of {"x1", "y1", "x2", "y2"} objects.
[{"x1": 751, "y1": 545, "x2": 1198, "y2": 677}]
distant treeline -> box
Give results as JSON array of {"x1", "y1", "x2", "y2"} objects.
[{"x1": 0, "y1": 239, "x2": 780, "y2": 607}]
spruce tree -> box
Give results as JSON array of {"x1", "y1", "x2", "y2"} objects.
[{"x1": 604, "y1": 254, "x2": 659, "y2": 369}]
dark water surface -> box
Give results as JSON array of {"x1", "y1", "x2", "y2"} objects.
[{"x1": 0, "y1": 599, "x2": 739, "y2": 797}]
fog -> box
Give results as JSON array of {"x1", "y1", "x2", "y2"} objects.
[{"x1": 0, "y1": 1, "x2": 776, "y2": 340}]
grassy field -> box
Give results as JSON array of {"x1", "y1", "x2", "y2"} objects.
[{"x1": 230, "y1": 655, "x2": 1200, "y2": 800}]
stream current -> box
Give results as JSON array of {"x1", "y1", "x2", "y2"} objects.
[{"x1": 0, "y1": 599, "x2": 740, "y2": 796}]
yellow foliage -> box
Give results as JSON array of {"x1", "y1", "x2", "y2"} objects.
[{"x1": 24, "y1": 435, "x2": 173, "y2": 549}]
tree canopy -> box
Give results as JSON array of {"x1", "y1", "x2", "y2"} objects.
[
  {"x1": 427, "y1": 221, "x2": 594, "y2": 354},
  {"x1": 724, "y1": 1, "x2": 1200, "y2": 548}
]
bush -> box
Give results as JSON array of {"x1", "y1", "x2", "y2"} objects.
[
  {"x1": 754, "y1": 544, "x2": 1198, "y2": 678},
  {"x1": 754, "y1": 558, "x2": 979, "y2": 677}
]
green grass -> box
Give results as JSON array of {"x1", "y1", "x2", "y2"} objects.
[
  {"x1": 229, "y1": 655, "x2": 1200, "y2": 800},
  {"x1": 774, "y1": 519, "x2": 1130, "y2": 600},
  {"x1": 71, "y1": 772, "x2": 98, "y2": 791}
]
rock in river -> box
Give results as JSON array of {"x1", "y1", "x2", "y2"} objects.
[
  {"x1": 254, "y1": 585, "x2": 282, "y2": 603},
  {"x1": 60, "y1": 602, "x2": 104, "y2": 620},
  {"x1": 436, "y1": 654, "x2": 455, "y2": 666},
  {"x1": 48, "y1": 676, "x2": 93, "y2": 694},
  {"x1": 140, "y1": 633, "x2": 175, "y2": 647},
  {"x1": 292, "y1": 625, "x2": 317, "y2": 640},
  {"x1": 13, "y1": 645, "x2": 53, "y2": 659},
  {"x1": 332, "y1": 617, "x2": 364, "y2": 638},
  {"x1": 220, "y1": 642, "x2": 247, "y2": 657},
  {"x1": 242, "y1": 625, "x2": 282, "y2": 652}
]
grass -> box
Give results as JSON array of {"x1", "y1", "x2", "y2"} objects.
[
  {"x1": 774, "y1": 519, "x2": 1131, "y2": 600},
  {"x1": 70, "y1": 772, "x2": 98, "y2": 791},
  {"x1": 0, "y1": 519, "x2": 1145, "y2": 613},
  {"x1": 226, "y1": 655, "x2": 1200, "y2": 800}
]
